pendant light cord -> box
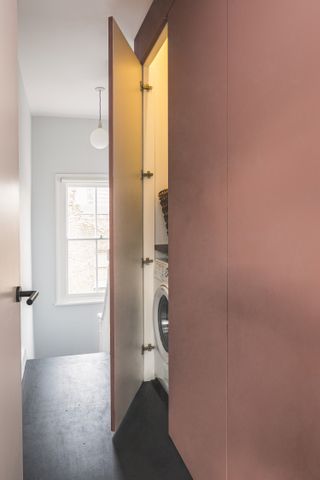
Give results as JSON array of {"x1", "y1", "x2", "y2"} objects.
[{"x1": 98, "y1": 89, "x2": 102, "y2": 128}]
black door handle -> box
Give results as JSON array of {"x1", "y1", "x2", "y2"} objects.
[{"x1": 16, "y1": 287, "x2": 39, "y2": 305}]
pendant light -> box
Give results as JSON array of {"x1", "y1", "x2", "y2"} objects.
[{"x1": 90, "y1": 86, "x2": 108, "y2": 150}]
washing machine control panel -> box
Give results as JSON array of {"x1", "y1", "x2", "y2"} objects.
[{"x1": 154, "y1": 259, "x2": 168, "y2": 283}]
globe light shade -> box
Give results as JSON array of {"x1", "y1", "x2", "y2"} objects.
[{"x1": 90, "y1": 127, "x2": 108, "y2": 150}]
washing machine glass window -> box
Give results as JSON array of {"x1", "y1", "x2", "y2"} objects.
[{"x1": 158, "y1": 294, "x2": 169, "y2": 352}]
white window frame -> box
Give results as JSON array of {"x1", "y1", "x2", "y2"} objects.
[{"x1": 56, "y1": 173, "x2": 108, "y2": 306}]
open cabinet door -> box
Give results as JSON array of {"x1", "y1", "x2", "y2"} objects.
[
  {"x1": 108, "y1": 17, "x2": 144, "y2": 430},
  {"x1": 0, "y1": 0, "x2": 23, "y2": 478}
]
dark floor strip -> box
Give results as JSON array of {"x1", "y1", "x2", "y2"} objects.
[{"x1": 113, "y1": 380, "x2": 192, "y2": 480}]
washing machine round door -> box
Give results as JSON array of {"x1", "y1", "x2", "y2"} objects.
[{"x1": 153, "y1": 285, "x2": 169, "y2": 361}]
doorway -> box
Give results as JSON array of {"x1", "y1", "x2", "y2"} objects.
[
  {"x1": 16, "y1": 3, "x2": 184, "y2": 478},
  {"x1": 18, "y1": 1, "x2": 112, "y2": 477},
  {"x1": 18, "y1": 0, "x2": 110, "y2": 366}
]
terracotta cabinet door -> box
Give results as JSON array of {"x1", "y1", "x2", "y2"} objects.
[
  {"x1": 168, "y1": 1, "x2": 228, "y2": 478},
  {"x1": 228, "y1": 1, "x2": 320, "y2": 478}
]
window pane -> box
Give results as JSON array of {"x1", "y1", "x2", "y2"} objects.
[
  {"x1": 97, "y1": 187, "x2": 109, "y2": 214},
  {"x1": 68, "y1": 186, "x2": 96, "y2": 238},
  {"x1": 68, "y1": 214, "x2": 96, "y2": 239},
  {"x1": 97, "y1": 240, "x2": 109, "y2": 267},
  {"x1": 68, "y1": 240, "x2": 96, "y2": 294},
  {"x1": 97, "y1": 240, "x2": 109, "y2": 290},
  {"x1": 97, "y1": 214, "x2": 109, "y2": 238},
  {"x1": 68, "y1": 186, "x2": 95, "y2": 214},
  {"x1": 98, "y1": 268, "x2": 107, "y2": 290}
]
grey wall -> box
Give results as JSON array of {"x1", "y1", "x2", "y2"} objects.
[
  {"x1": 32, "y1": 116, "x2": 108, "y2": 358},
  {"x1": 19, "y1": 72, "x2": 34, "y2": 376}
]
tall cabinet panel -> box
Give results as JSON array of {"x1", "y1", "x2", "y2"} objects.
[
  {"x1": 228, "y1": 1, "x2": 320, "y2": 478},
  {"x1": 168, "y1": 1, "x2": 228, "y2": 478},
  {"x1": 109, "y1": 18, "x2": 144, "y2": 431}
]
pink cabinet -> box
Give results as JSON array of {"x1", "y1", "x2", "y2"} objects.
[
  {"x1": 228, "y1": 1, "x2": 320, "y2": 478},
  {"x1": 168, "y1": 1, "x2": 228, "y2": 478},
  {"x1": 166, "y1": 0, "x2": 320, "y2": 478}
]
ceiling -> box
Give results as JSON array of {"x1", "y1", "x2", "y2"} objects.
[{"x1": 18, "y1": 0, "x2": 153, "y2": 118}]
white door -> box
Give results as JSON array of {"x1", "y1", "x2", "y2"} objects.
[
  {"x1": 0, "y1": 0, "x2": 23, "y2": 478},
  {"x1": 108, "y1": 17, "x2": 144, "y2": 430}
]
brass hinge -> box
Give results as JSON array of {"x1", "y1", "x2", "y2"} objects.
[
  {"x1": 142, "y1": 257, "x2": 154, "y2": 267},
  {"x1": 141, "y1": 170, "x2": 154, "y2": 180},
  {"x1": 140, "y1": 81, "x2": 153, "y2": 92},
  {"x1": 142, "y1": 344, "x2": 155, "y2": 355}
]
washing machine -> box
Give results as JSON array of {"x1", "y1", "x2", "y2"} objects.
[{"x1": 153, "y1": 259, "x2": 169, "y2": 392}]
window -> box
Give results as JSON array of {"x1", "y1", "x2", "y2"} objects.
[{"x1": 56, "y1": 174, "x2": 109, "y2": 305}]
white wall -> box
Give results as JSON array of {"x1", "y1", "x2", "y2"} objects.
[
  {"x1": 19, "y1": 72, "x2": 34, "y2": 376},
  {"x1": 32, "y1": 116, "x2": 108, "y2": 358}
]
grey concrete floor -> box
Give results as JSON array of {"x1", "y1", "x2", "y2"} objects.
[
  {"x1": 22, "y1": 353, "x2": 192, "y2": 480},
  {"x1": 23, "y1": 353, "x2": 124, "y2": 480}
]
